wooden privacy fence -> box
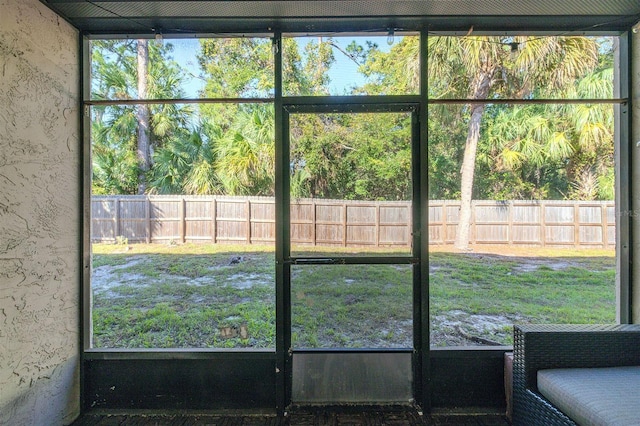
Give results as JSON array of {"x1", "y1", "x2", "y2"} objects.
[{"x1": 91, "y1": 196, "x2": 616, "y2": 248}]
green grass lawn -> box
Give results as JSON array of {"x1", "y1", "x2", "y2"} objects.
[{"x1": 91, "y1": 243, "x2": 615, "y2": 349}]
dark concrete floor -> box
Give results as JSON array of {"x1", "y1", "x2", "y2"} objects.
[{"x1": 72, "y1": 408, "x2": 510, "y2": 425}]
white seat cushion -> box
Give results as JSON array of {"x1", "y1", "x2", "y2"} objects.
[{"x1": 537, "y1": 366, "x2": 640, "y2": 426}]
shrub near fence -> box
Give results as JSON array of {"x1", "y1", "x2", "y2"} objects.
[{"x1": 91, "y1": 196, "x2": 616, "y2": 248}]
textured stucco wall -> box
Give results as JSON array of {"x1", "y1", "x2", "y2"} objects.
[{"x1": 0, "y1": 0, "x2": 80, "y2": 424}]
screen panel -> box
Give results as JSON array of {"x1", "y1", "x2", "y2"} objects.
[
  {"x1": 428, "y1": 102, "x2": 616, "y2": 347},
  {"x1": 291, "y1": 264, "x2": 413, "y2": 349},
  {"x1": 289, "y1": 111, "x2": 413, "y2": 257},
  {"x1": 283, "y1": 34, "x2": 419, "y2": 96}
]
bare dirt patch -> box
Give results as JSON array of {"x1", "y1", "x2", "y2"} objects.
[
  {"x1": 226, "y1": 273, "x2": 272, "y2": 289},
  {"x1": 92, "y1": 258, "x2": 151, "y2": 297},
  {"x1": 464, "y1": 252, "x2": 576, "y2": 273},
  {"x1": 432, "y1": 310, "x2": 520, "y2": 346},
  {"x1": 511, "y1": 260, "x2": 573, "y2": 273},
  {"x1": 90, "y1": 244, "x2": 614, "y2": 348}
]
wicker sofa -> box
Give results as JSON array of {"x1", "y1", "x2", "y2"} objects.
[{"x1": 512, "y1": 324, "x2": 640, "y2": 426}]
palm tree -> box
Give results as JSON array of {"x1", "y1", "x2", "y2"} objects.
[
  {"x1": 149, "y1": 122, "x2": 223, "y2": 194},
  {"x1": 90, "y1": 39, "x2": 194, "y2": 195},
  {"x1": 215, "y1": 107, "x2": 275, "y2": 195},
  {"x1": 427, "y1": 36, "x2": 600, "y2": 249},
  {"x1": 136, "y1": 39, "x2": 151, "y2": 194},
  {"x1": 478, "y1": 46, "x2": 614, "y2": 201},
  {"x1": 92, "y1": 117, "x2": 139, "y2": 194}
]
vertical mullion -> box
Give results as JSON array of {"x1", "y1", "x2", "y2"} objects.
[
  {"x1": 274, "y1": 32, "x2": 290, "y2": 415},
  {"x1": 282, "y1": 109, "x2": 292, "y2": 409},
  {"x1": 411, "y1": 108, "x2": 423, "y2": 409},
  {"x1": 80, "y1": 32, "x2": 91, "y2": 414},
  {"x1": 417, "y1": 28, "x2": 431, "y2": 412},
  {"x1": 615, "y1": 32, "x2": 632, "y2": 324}
]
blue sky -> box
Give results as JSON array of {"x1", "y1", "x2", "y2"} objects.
[{"x1": 166, "y1": 35, "x2": 395, "y2": 98}]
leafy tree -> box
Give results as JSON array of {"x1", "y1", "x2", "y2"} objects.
[
  {"x1": 361, "y1": 35, "x2": 611, "y2": 248},
  {"x1": 297, "y1": 38, "x2": 335, "y2": 95},
  {"x1": 92, "y1": 116, "x2": 139, "y2": 195},
  {"x1": 92, "y1": 34, "x2": 615, "y2": 222},
  {"x1": 426, "y1": 105, "x2": 468, "y2": 200},
  {"x1": 91, "y1": 39, "x2": 193, "y2": 195},
  {"x1": 149, "y1": 122, "x2": 222, "y2": 194},
  {"x1": 290, "y1": 113, "x2": 355, "y2": 198},
  {"x1": 477, "y1": 42, "x2": 615, "y2": 201},
  {"x1": 358, "y1": 37, "x2": 419, "y2": 95},
  {"x1": 290, "y1": 112, "x2": 411, "y2": 201},
  {"x1": 427, "y1": 36, "x2": 601, "y2": 249},
  {"x1": 215, "y1": 106, "x2": 275, "y2": 195},
  {"x1": 197, "y1": 37, "x2": 336, "y2": 196}
]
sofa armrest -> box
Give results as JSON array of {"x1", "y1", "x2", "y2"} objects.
[
  {"x1": 514, "y1": 324, "x2": 640, "y2": 392},
  {"x1": 512, "y1": 324, "x2": 640, "y2": 426}
]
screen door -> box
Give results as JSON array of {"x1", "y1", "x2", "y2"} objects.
[{"x1": 281, "y1": 104, "x2": 422, "y2": 404}]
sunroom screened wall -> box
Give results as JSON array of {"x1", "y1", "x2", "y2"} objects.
[
  {"x1": 88, "y1": 28, "x2": 622, "y2": 409},
  {"x1": 35, "y1": 0, "x2": 639, "y2": 415}
]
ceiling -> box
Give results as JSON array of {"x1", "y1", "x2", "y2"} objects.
[{"x1": 41, "y1": 0, "x2": 640, "y2": 35}]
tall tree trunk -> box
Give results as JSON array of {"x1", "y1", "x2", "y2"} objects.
[
  {"x1": 136, "y1": 39, "x2": 150, "y2": 195},
  {"x1": 454, "y1": 103, "x2": 485, "y2": 250},
  {"x1": 454, "y1": 71, "x2": 493, "y2": 250}
]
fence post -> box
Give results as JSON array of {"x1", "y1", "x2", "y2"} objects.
[
  {"x1": 145, "y1": 197, "x2": 151, "y2": 244},
  {"x1": 574, "y1": 203, "x2": 580, "y2": 248},
  {"x1": 441, "y1": 201, "x2": 447, "y2": 244},
  {"x1": 180, "y1": 197, "x2": 186, "y2": 244},
  {"x1": 246, "y1": 199, "x2": 251, "y2": 244},
  {"x1": 312, "y1": 199, "x2": 317, "y2": 246},
  {"x1": 508, "y1": 201, "x2": 514, "y2": 245},
  {"x1": 540, "y1": 202, "x2": 546, "y2": 247},
  {"x1": 375, "y1": 204, "x2": 380, "y2": 247},
  {"x1": 114, "y1": 198, "x2": 120, "y2": 242},
  {"x1": 601, "y1": 203, "x2": 608, "y2": 248},
  {"x1": 343, "y1": 203, "x2": 348, "y2": 246},
  {"x1": 211, "y1": 199, "x2": 217, "y2": 243},
  {"x1": 472, "y1": 201, "x2": 477, "y2": 245}
]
